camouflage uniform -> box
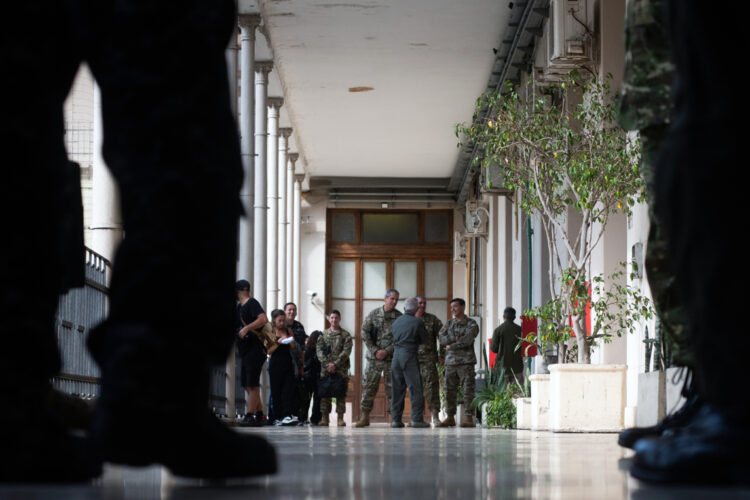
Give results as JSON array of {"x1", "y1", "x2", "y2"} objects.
[
  {"x1": 438, "y1": 317, "x2": 479, "y2": 417},
  {"x1": 417, "y1": 312, "x2": 443, "y2": 415},
  {"x1": 617, "y1": 0, "x2": 689, "y2": 366},
  {"x1": 317, "y1": 328, "x2": 353, "y2": 416},
  {"x1": 360, "y1": 306, "x2": 401, "y2": 414}
]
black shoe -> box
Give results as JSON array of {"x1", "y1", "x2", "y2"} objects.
[
  {"x1": 391, "y1": 420, "x2": 405, "y2": 428},
  {"x1": 630, "y1": 405, "x2": 750, "y2": 485},
  {"x1": 409, "y1": 420, "x2": 430, "y2": 428},
  {"x1": 618, "y1": 394, "x2": 702, "y2": 449},
  {"x1": 239, "y1": 413, "x2": 256, "y2": 427}
]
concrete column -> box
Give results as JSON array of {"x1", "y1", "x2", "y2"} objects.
[
  {"x1": 266, "y1": 97, "x2": 283, "y2": 310},
  {"x1": 277, "y1": 128, "x2": 292, "y2": 304},
  {"x1": 286, "y1": 153, "x2": 298, "y2": 305},
  {"x1": 90, "y1": 85, "x2": 123, "y2": 263},
  {"x1": 237, "y1": 14, "x2": 260, "y2": 285},
  {"x1": 293, "y1": 173, "x2": 304, "y2": 307},
  {"x1": 253, "y1": 61, "x2": 273, "y2": 310}
]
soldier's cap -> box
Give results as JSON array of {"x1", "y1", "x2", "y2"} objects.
[{"x1": 235, "y1": 279, "x2": 251, "y2": 291}]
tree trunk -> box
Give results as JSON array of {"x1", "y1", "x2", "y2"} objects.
[{"x1": 572, "y1": 315, "x2": 590, "y2": 364}]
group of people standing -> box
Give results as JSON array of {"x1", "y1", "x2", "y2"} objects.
[{"x1": 235, "y1": 279, "x2": 354, "y2": 426}]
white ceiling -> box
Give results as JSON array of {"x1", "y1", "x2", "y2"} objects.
[{"x1": 250, "y1": 0, "x2": 510, "y2": 179}]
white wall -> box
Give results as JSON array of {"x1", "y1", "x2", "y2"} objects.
[{"x1": 298, "y1": 195, "x2": 328, "y2": 332}]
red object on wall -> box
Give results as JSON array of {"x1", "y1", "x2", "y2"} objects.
[
  {"x1": 488, "y1": 339, "x2": 497, "y2": 369},
  {"x1": 521, "y1": 316, "x2": 539, "y2": 357},
  {"x1": 569, "y1": 282, "x2": 592, "y2": 337}
]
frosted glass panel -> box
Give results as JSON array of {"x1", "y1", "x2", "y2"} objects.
[
  {"x1": 394, "y1": 261, "x2": 417, "y2": 298},
  {"x1": 331, "y1": 213, "x2": 356, "y2": 242},
  {"x1": 332, "y1": 261, "x2": 356, "y2": 298},
  {"x1": 362, "y1": 214, "x2": 418, "y2": 243},
  {"x1": 425, "y1": 261, "x2": 448, "y2": 298},
  {"x1": 428, "y1": 300, "x2": 449, "y2": 325},
  {"x1": 363, "y1": 261, "x2": 386, "y2": 299},
  {"x1": 361, "y1": 299, "x2": 388, "y2": 374},
  {"x1": 425, "y1": 213, "x2": 450, "y2": 242},
  {"x1": 331, "y1": 299, "x2": 356, "y2": 376}
]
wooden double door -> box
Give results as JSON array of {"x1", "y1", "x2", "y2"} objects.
[{"x1": 326, "y1": 209, "x2": 454, "y2": 422}]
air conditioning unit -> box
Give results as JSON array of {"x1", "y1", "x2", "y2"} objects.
[
  {"x1": 465, "y1": 200, "x2": 489, "y2": 237},
  {"x1": 454, "y1": 231, "x2": 467, "y2": 262},
  {"x1": 479, "y1": 162, "x2": 512, "y2": 196},
  {"x1": 536, "y1": 0, "x2": 592, "y2": 81}
]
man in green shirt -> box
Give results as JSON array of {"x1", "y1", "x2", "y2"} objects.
[{"x1": 490, "y1": 307, "x2": 523, "y2": 385}]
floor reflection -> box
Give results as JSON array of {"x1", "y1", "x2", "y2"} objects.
[{"x1": 1, "y1": 426, "x2": 749, "y2": 499}]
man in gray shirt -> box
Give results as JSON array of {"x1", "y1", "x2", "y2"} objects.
[{"x1": 390, "y1": 297, "x2": 430, "y2": 428}]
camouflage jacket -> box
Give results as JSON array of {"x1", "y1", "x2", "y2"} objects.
[
  {"x1": 362, "y1": 306, "x2": 401, "y2": 360},
  {"x1": 417, "y1": 312, "x2": 443, "y2": 361},
  {"x1": 617, "y1": 0, "x2": 674, "y2": 132},
  {"x1": 316, "y1": 328, "x2": 353, "y2": 378},
  {"x1": 438, "y1": 316, "x2": 479, "y2": 366}
]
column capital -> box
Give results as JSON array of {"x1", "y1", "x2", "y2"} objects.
[
  {"x1": 279, "y1": 127, "x2": 293, "y2": 138},
  {"x1": 255, "y1": 60, "x2": 274, "y2": 74},
  {"x1": 267, "y1": 97, "x2": 284, "y2": 109},
  {"x1": 294, "y1": 173, "x2": 306, "y2": 183},
  {"x1": 238, "y1": 13, "x2": 262, "y2": 30},
  {"x1": 288, "y1": 152, "x2": 299, "y2": 164}
]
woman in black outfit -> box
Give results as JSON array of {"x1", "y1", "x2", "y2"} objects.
[
  {"x1": 302, "y1": 330, "x2": 323, "y2": 425},
  {"x1": 268, "y1": 309, "x2": 303, "y2": 426}
]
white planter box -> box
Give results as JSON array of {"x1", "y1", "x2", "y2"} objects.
[
  {"x1": 529, "y1": 374, "x2": 550, "y2": 430},
  {"x1": 515, "y1": 397, "x2": 532, "y2": 429},
  {"x1": 549, "y1": 364, "x2": 627, "y2": 432}
]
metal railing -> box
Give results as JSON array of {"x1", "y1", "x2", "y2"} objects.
[
  {"x1": 51, "y1": 247, "x2": 246, "y2": 417},
  {"x1": 51, "y1": 248, "x2": 109, "y2": 399}
]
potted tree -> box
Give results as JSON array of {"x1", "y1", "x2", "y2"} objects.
[{"x1": 457, "y1": 72, "x2": 653, "y2": 431}]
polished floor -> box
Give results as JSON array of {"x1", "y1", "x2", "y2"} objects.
[{"x1": 2, "y1": 425, "x2": 748, "y2": 499}]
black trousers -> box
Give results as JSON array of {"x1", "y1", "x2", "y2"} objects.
[
  {"x1": 390, "y1": 351, "x2": 424, "y2": 422},
  {"x1": 302, "y1": 377, "x2": 322, "y2": 423},
  {"x1": 0, "y1": 1, "x2": 241, "y2": 404},
  {"x1": 658, "y1": 1, "x2": 746, "y2": 410},
  {"x1": 269, "y1": 351, "x2": 299, "y2": 420}
]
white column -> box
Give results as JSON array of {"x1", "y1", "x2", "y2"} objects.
[
  {"x1": 286, "y1": 153, "x2": 298, "y2": 304},
  {"x1": 266, "y1": 97, "x2": 283, "y2": 311},
  {"x1": 237, "y1": 14, "x2": 260, "y2": 285},
  {"x1": 292, "y1": 173, "x2": 304, "y2": 307},
  {"x1": 90, "y1": 85, "x2": 123, "y2": 264},
  {"x1": 253, "y1": 61, "x2": 272, "y2": 309},
  {"x1": 277, "y1": 128, "x2": 292, "y2": 304}
]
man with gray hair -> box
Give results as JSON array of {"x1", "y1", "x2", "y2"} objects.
[
  {"x1": 389, "y1": 297, "x2": 429, "y2": 428},
  {"x1": 355, "y1": 288, "x2": 401, "y2": 427}
]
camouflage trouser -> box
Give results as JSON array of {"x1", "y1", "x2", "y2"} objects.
[
  {"x1": 418, "y1": 354, "x2": 441, "y2": 414},
  {"x1": 360, "y1": 358, "x2": 392, "y2": 414},
  {"x1": 321, "y1": 396, "x2": 346, "y2": 416},
  {"x1": 641, "y1": 126, "x2": 690, "y2": 367},
  {"x1": 444, "y1": 364, "x2": 475, "y2": 417}
]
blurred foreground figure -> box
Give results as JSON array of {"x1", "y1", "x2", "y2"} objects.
[
  {"x1": 0, "y1": 0, "x2": 276, "y2": 481},
  {"x1": 630, "y1": 0, "x2": 748, "y2": 485}
]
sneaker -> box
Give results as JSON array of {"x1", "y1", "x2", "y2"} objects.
[
  {"x1": 272, "y1": 419, "x2": 283, "y2": 426},
  {"x1": 281, "y1": 416, "x2": 299, "y2": 426},
  {"x1": 239, "y1": 413, "x2": 256, "y2": 427}
]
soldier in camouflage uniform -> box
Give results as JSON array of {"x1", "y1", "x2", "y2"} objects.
[
  {"x1": 616, "y1": 0, "x2": 699, "y2": 450},
  {"x1": 415, "y1": 296, "x2": 443, "y2": 424},
  {"x1": 617, "y1": 0, "x2": 688, "y2": 366},
  {"x1": 317, "y1": 310, "x2": 353, "y2": 427},
  {"x1": 355, "y1": 289, "x2": 401, "y2": 427},
  {"x1": 437, "y1": 298, "x2": 479, "y2": 428}
]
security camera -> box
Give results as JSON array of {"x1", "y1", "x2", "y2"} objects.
[{"x1": 306, "y1": 290, "x2": 317, "y2": 298}]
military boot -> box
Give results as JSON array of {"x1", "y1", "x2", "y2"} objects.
[
  {"x1": 354, "y1": 412, "x2": 370, "y2": 428},
  {"x1": 460, "y1": 414, "x2": 475, "y2": 428},
  {"x1": 436, "y1": 415, "x2": 455, "y2": 427},
  {"x1": 318, "y1": 415, "x2": 330, "y2": 426},
  {"x1": 337, "y1": 414, "x2": 346, "y2": 427}
]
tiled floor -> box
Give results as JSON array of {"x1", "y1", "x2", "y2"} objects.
[{"x1": 2, "y1": 426, "x2": 748, "y2": 499}]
